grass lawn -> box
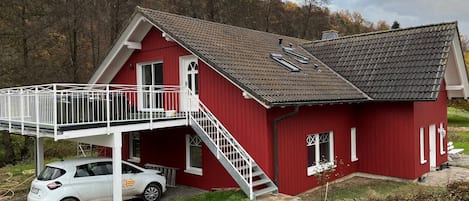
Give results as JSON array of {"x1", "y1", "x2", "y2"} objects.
[
  {"x1": 172, "y1": 190, "x2": 247, "y2": 201},
  {"x1": 448, "y1": 107, "x2": 469, "y2": 127},
  {"x1": 298, "y1": 177, "x2": 442, "y2": 201}
]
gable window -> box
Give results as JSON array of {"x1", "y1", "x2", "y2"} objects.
[
  {"x1": 307, "y1": 131, "x2": 334, "y2": 176},
  {"x1": 438, "y1": 123, "x2": 446, "y2": 155},
  {"x1": 351, "y1": 128, "x2": 358, "y2": 162},
  {"x1": 185, "y1": 134, "x2": 202, "y2": 175},
  {"x1": 420, "y1": 127, "x2": 427, "y2": 164},
  {"x1": 128, "y1": 132, "x2": 140, "y2": 163},
  {"x1": 137, "y1": 61, "x2": 163, "y2": 111}
]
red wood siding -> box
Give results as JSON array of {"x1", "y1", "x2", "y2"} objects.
[
  {"x1": 356, "y1": 102, "x2": 415, "y2": 179},
  {"x1": 268, "y1": 105, "x2": 359, "y2": 195},
  {"x1": 198, "y1": 63, "x2": 273, "y2": 176},
  {"x1": 125, "y1": 127, "x2": 236, "y2": 190},
  {"x1": 111, "y1": 28, "x2": 190, "y2": 86},
  {"x1": 413, "y1": 82, "x2": 448, "y2": 177}
]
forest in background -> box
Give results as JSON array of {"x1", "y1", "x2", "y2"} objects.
[{"x1": 0, "y1": 0, "x2": 467, "y2": 166}]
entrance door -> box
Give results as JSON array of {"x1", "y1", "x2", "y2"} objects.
[
  {"x1": 180, "y1": 55, "x2": 199, "y2": 111},
  {"x1": 429, "y1": 124, "x2": 436, "y2": 168}
]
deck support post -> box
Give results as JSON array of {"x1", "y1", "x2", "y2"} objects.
[
  {"x1": 112, "y1": 131, "x2": 123, "y2": 201},
  {"x1": 34, "y1": 137, "x2": 44, "y2": 176}
]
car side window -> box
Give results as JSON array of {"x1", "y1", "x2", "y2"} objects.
[
  {"x1": 75, "y1": 164, "x2": 93, "y2": 177},
  {"x1": 75, "y1": 162, "x2": 113, "y2": 177},
  {"x1": 91, "y1": 162, "x2": 112, "y2": 176},
  {"x1": 122, "y1": 163, "x2": 142, "y2": 174}
]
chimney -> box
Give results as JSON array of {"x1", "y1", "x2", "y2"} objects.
[{"x1": 321, "y1": 30, "x2": 339, "y2": 40}]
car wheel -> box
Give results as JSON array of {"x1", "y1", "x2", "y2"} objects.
[
  {"x1": 61, "y1": 198, "x2": 78, "y2": 201},
  {"x1": 142, "y1": 183, "x2": 162, "y2": 201}
]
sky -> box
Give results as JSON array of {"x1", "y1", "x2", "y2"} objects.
[{"x1": 291, "y1": 0, "x2": 469, "y2": 36}]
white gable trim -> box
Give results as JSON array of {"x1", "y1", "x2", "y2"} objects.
[
  {"x1": 88, "y1": 14, "x2": 152, "y2": 84},
  {"x1": 445, "y1": 31, "x2": 469, "y2": 99}
]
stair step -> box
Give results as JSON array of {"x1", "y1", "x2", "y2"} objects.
[
  {"x1": 244, "y1": 170, "x2": 263, "y2": 179},
  {"x1": 252, "y1": 178, "x2": 271, "y2": 187},
  {"x1": 254, "y1": 186, "x2": 278, "y2": 197}
]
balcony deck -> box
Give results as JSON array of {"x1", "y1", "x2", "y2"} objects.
[{"x1": 0, "y1": 84, "x2": 190, "y2": 139}]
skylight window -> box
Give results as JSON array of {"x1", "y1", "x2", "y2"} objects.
[
  {"x1": 270, "y1": 53, "x2": 301, "y2": 72},
  {"x1": 282, "y1": 47, "x2": 310, "y2": 64}
]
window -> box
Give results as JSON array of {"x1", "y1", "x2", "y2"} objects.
[
  {"x1": 186, "y1": 61, "x2": 199, "y2": 95},
  {"x1": 270, "y1": 53, "x2": 301, "y2": 72},
  {"x1": 129, "y1": 132, "x2": 141, "y2": 163},
  {"x1": 75, "y1": 162, "x2": 112, "y2": 177},
  {"x1": 282, "y1": 47, "x2": 309, "y2": 64},
  {"x1": 420, "y1": 127, "x2": 427, "y2": 164},
  {"x1": 351, "y1": 128, "x2": 358, "y2": 162},
  {"x1": 438, "y1": 123, "x2": 446, "y2": 155},
  {"x1": 137, "y1": 61, "x2": 163, "y2": 111},
  {"x1": 307, "y1": 131, "x2": 334, "y2": 176},
  {"x1": 38, "y1": 166, "x2": 66, "y2": 181},
  {"x1": 185, "y1": 134, "x2": 202, "y2": 175}
]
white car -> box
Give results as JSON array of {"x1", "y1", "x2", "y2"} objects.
[{"x1": 27, "y1": 158, "x2": 166, "y2": 201}]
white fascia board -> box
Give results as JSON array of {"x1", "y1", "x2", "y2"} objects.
[
  {"x1": 446, "y1": 32, "x2": 469, "y2": 98},
  {"x1": 88, "y1": 14, "x2": 150, "y2": 84},
  {"x1": 446, "y1": 85, "x2": 464, "y2": 90},
  {"x1": 124, "y1": 41, "x2": 142, "y2": 49}
]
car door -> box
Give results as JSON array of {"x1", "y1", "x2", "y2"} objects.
[
  {"x1": 71, "y1": 162, "x2": 112, "y2": 200},
  {"x1": 122, "y1": 163, "x2": 143, "y2": 197}
]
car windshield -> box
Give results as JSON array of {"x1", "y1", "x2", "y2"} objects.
[{"x1": 37, "y1": 166, "x2": 66, "y2": 181}]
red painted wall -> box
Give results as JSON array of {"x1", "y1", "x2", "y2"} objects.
[
  {"x1": 111, "y1": 27, "x2": 190, "y2": 86},
  {"x1": 413, "y1": 82, "x2": 448, "y2": 177},
  {"x1": 356, "y1": 102, "x2": 416, "y2": 179},
  {"x1": 198, "y1": 63, "x2": 273, "y2": 177},
  {"x1": 269, "y1": 105, "x2": 359, "y2": 195},
  {"x1": 129, "y1": 127, "x2": 237, "y2": 190}
]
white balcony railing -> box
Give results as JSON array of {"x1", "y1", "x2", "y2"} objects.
[{"x1": 0, "y1": 84, "x2": 185, "y2": 138}]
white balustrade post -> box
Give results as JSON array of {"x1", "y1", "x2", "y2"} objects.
[
  {"x1": 53, "y1": 84, "x2": 58, "y2": 139},
  {"x1": 20, "y1": 88, "x2": 24, "y2": 134},
  {"x1": 35, "y1": 86, "x2": 40, "y2": 135},
  {"x1": 216, "y1": 120, "x2": 220, "y2": 159},
  {"x1": 149, "y1": 86, "x2": 153, "y2": 129},
  {"x1": 7, "y1": 90, "x2": 11, "y2": 132},
  {"x1": 106, "y1": 85, "x2": 110, "y2": 134}
]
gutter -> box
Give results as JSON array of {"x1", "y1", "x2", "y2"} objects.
[{"x1": 272, "y1": 106, "x2": 300, "y2": 186}]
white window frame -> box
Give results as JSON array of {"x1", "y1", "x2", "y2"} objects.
[
  {"x1": 307, "y1": 131, "x2": 335, "y2": 176},
  {"x1": 439, "y1": 123, "x2": 446, "y2": 155},
  {"x1": 420, "y1": 127, "x2": 427, "y2": 164},
  {"x1": 136, "y1": 61, "x2": 164, "y2": 112},
  {"x1": 351, "y1": 127, "x2": 358, "y2": 162},
  {"x1": 185, "y1": 134, "x2": 203, "y2": 176},
  {"x1": 128, "y1": 132, "x2": 140, "y2": 163}
]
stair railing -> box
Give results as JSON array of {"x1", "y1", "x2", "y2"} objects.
[{"x1": 186, "y1": 88, "x2": 254, "y2": 199}]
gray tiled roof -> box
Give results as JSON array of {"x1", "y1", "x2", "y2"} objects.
[
  {"x1": 137, "y1": 7, "x2": 369, "y2": 107},
  {"x1": 303, "y1": 23, "x2": 457, "y2": 101}
]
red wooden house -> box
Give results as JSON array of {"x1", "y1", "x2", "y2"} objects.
[{"x1": 1, "y1": 7, "x2": 468, "y2": 200}]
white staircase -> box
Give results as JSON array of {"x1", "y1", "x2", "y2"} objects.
[{"x1": 187, "y1": 99, "x2": 278, "y2": 200}]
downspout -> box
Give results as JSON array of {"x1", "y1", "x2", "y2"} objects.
[{"x1": 272, "y1": 105, "x2": 300, "y2": 186}]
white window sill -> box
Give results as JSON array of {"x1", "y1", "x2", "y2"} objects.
[
  {"x1": 440, "y1": 151, "x2": 446, "y2": 155},
  {"x1": 307, "y1": 162, "x2": 336, "y2": 176},
  {"x1": 184, "y1": 167, "x2": 203, "y2": 176},
  {"x1": 128, "y1": 158, "x2": 141, "y2": 163},
  {"x1": 420, "y1": 159, "x2": 427, "y2": 165},
  {"x1": 351, "y1": 157, "x2": 359, "y2": 162}
]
